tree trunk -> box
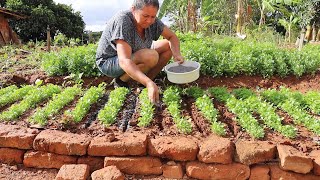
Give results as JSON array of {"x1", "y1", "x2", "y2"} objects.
[
  {"x1": 259, "y1": 9, "x2": 265, "y2": 29},
  {"x1": 305, "y1": 25, "x2": 312, "y2": 41},
  {"x1": 236, "y1": 0, "x2": 243, "y2": 34},
  {"x1": 298, "y1": 29, "x2": 306, "y2": 51}
]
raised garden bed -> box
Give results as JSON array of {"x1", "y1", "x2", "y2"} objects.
[{"x1": 0, "y1": 73, "x2": 320, "y2": 179}]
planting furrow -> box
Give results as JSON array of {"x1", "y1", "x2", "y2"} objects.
[
  {"x1": 120, "y1": 91, "x2": 138, "y2": 131},
  {"x1": 0, "y1": 84, "x2": 61, "y2": 121},
  {"x1": 261, "y1": 88, "x2": 320, "y2": 135},
  {"x1": 184, "y1": 87, "x2": 226, "y2": 136},
  {"x1": 83, "y1": 93, "x2": 109, "y2": 128},
  {"x1": 208, "y1": 87, "x2": 265, "y2": 138},
  {"x1": 232, "y1": 88, "x2": 297, "y2": 138}
]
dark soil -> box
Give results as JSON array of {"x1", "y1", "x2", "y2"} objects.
[{"x1": 167, "y1": 65, "x2": 197, "y2": 73}]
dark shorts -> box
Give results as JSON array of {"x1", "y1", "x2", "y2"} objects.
[{"x1": 96, "y1": 56, "x2": 124, "y2": 78}]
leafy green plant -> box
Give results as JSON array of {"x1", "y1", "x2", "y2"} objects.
[
  {"x1": 0, "y1": 85, "x2": 35, "y2": 108},
  {"x1": 0, "y1": 85, "x2": 18, "y2": 96},
  {"x1": 65, "y1": 83, "x2": 105, "y2": 123},
  {"x1": 98, "y1": 87, "x2": 129, "y2": 126},
  {"x1": 207, "y1": 87, "x2": 231, "y2": 103},
  {"x1": 184, "y1": 87, "x2": 226, "y2": 136},
  {"x1": 0, "y1": 84, "x2": 61, "y2": 121},
  {"x1": 163, "y1": 86, "x2": 192, "y2": 134},
  {"x1": 304, "y1": 91, "x2": 320, "y2": 114},
  {"x1": 30, "y1": 86, "x2": 81, "y2": 125},
  {"x1": 137, "y1": 88, "x2": 155, "y2": 127}
]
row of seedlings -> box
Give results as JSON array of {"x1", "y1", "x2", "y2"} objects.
[
  {"x1": 231, "y1": 88, "x2": 297, "y2": 138},
  {"x1": 163, "y1": 86, "x2": 193, "y2": 134},
  {"x1": 64, "y1": 83, "x2": 106, "y2": 123},
  {"x1": 29, "y1": 85, "x2": 82, "y2": 125},
  {"x1": 0, "y1": 85, "x2": 35, "y2": 108},
  {"x1": 97, "y1": 87, "x2": 129, "y2": 126},
  {"x1": 137, "y1": 88, "x2": 155, "y2": 127},
  {"x1": 0, "y1": 84, "x2": 61, "y2": 121},
  {"x1": 184, "y1": 86, "x2": 226, "y2": 136},
  {"x1": 0, "y1": 85, "x2": 18, "y2": 96},
  {"x1": 261, "y1": 87, "x2": 320, "y2": 135}
]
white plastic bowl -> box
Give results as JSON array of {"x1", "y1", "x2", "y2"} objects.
[{"x1": 164, "y1": 61, "x2": 200, "y2": 84}]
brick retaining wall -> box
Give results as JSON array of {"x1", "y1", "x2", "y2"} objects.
[{"x1": 0, "y1": 124, "x2": 319, "y2": 179}]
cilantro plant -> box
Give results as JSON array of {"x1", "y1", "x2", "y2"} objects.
[
  {"x1": 137, "y1": 88, "x2": 155, "y2": 127},
  {"x1": 184, "y1": 87, "x2": 226, "y2": 136},
  {"x1": 98, "y1": 87, "x2": 129, "y2": 126},
  {"x1": 0, "y1": 85, "x2": 34, "y2": 108},
  {"x1": 0, "y1": 84, "x2": 61, "y2": 121},
  {"x1": 30, "y1": 86, "x2": 81, "y2": 125},
  {"x1": 65, "y1": 83, "x2": 105, "y2": 123},
  {"x1": 163, "y1": 86, "x2": 192, "y2": 134},
  {"x1": 0, "y1": 85, "x2": 18, "y2": 96}
]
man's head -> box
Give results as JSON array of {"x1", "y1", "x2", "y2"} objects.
[{"x1": 132, "y1": 0, "x2": 159, "y2": 29}]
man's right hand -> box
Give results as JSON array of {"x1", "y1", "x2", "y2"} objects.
[{"x1": 146, "y1": 81, "x2": 159, "y2": 105}]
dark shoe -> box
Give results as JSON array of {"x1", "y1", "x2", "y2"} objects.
[{"x1": 112, "y1": 77, "x2": 129, "y2": 88}]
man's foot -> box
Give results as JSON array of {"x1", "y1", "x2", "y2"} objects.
[{"x1": 112, "y1": 77, "x2": 129, "y2": 88}]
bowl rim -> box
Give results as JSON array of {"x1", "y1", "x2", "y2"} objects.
[{"x1": 164, "y1": 61, "x2": 200, "y2": 75}]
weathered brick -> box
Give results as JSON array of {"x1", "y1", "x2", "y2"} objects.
[
  {"x1": 33, "y1": 130, "x2": 91, "y2": 156},
  {"x1": 104, "y1": 157, "x2": 162, "y2": 175},
  {"x1": 186, "y1": 161, "x2": 250, "y2": 180},
  {"x1": 91, "y1": 166, "x2": 125, "y2": 180},
  {"x1": 235, "y1": 140, "x2": 276, "y2": 165},
  {"x1": 310, "y1": 150, "x2": 320, "y2": 176},
  {"x1": 198, "y1": 135, "x2": 234, "y2": 164},
  {"x1": 0, "y1": 148, "x2": 25, "y2": 165},
  {"x1": 270, "y1": 164, "x2": 319, "y2": 180},
  {"x1": 148, "y1": 136, "x2": 198, "y2": 161},
  {"x1": 23, "y1": 150, "x2": 77, "y2": 169},
  {"x1": 55, "y1": 164, "x2": 89, "y2": 180},
  {"x1": 277, "y1": 145, "x2": 313, "y2": 174},
  {"x1": 163, "y1": 161, "x2": 184, "y2": 179},
  {"x1": 88, "y1": 132, "x2": 147, "y2": 156},
  {"x1": 77, "y1": 156, "x2": 104, "y2": 173},
  {"x1": 0, "y1": 124, "x2": 39, "y2": 149},
  {"x1": 249, "y1": 165, "x2": 270, "y2": 180}
]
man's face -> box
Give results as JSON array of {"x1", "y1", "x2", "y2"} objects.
[{"x1": 132, "y1": 5, "x2": 158, "y2": 29}]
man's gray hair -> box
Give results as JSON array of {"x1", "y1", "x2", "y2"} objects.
[{"x1": 133, "y1": 0, "x2": 159, "y2": 10}]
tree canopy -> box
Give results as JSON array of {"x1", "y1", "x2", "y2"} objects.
[{"x1": 3, "y1": 0, "x2": 84, "y2": 42}]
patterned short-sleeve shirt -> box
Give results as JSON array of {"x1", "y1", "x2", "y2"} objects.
[{"x1": 96, "y1": 10, "x2": 165, "y2": 62}]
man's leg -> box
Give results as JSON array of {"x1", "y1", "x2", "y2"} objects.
[{"x1": 147, "y1": 39, "x2": 172, "y2": 80}]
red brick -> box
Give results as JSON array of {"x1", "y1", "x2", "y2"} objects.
[
  {"x1": 104, "y1": 157, "x2": 162, "y2": 175},
  {"x1": 277, "y1": 145, "x2": 313, "y2": 174},
  {"x1": 148, "y1": 136, "x2": 198, "y2": 161},
  {"x1": 163, "y1": 161, "x2": 184, "y2": 179},
  {"x1": 33, "y1": 130, "x2": 91, "y2": 156},
  {"x1": 55, "y1": 164, "x2": 89, "y2": 180},
  {"x1": 235, "y1": 140, "x2": 276, "y2": 165},
  {"x1": 186, "y1": 161, "x2": 250, "y2": 180},
  {"x1": 77, "y1": 156, "x2": 104, "y2": 173},
  {"x1": 249, "y1": 165, "x2": 270, "y2": 180},
  {"x1": 0, "y1": 124, "x2": 39, "y2": 149},
  {"x1": 198, "y1": 135, "x2": 234, "y2": 164},
  {"x1": 91, "y1": 166, "x2": 124, "y2": 180},
  {"x1": 0, "y1": 148, "x2": 25, "y2": 165},
  {"x1": 310, "y1": 150, "x2": 320, "y2": 176},
  {"x1": 88, "y1": 132, "x2": 147, "y2": 156},
  {"x1": 270, "y1": 164, "x2": 319, "y2": 180},
  {"x1": 23, "y1": 151, "x2": 77, "y2": 169}
]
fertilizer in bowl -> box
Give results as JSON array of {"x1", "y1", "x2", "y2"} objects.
[
  {"x1": 164, "y1": 61, "x2": 200, "y2": 84},
  {"x1": 167, "y1": 65, "x2": 197, "y2": 73}
]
